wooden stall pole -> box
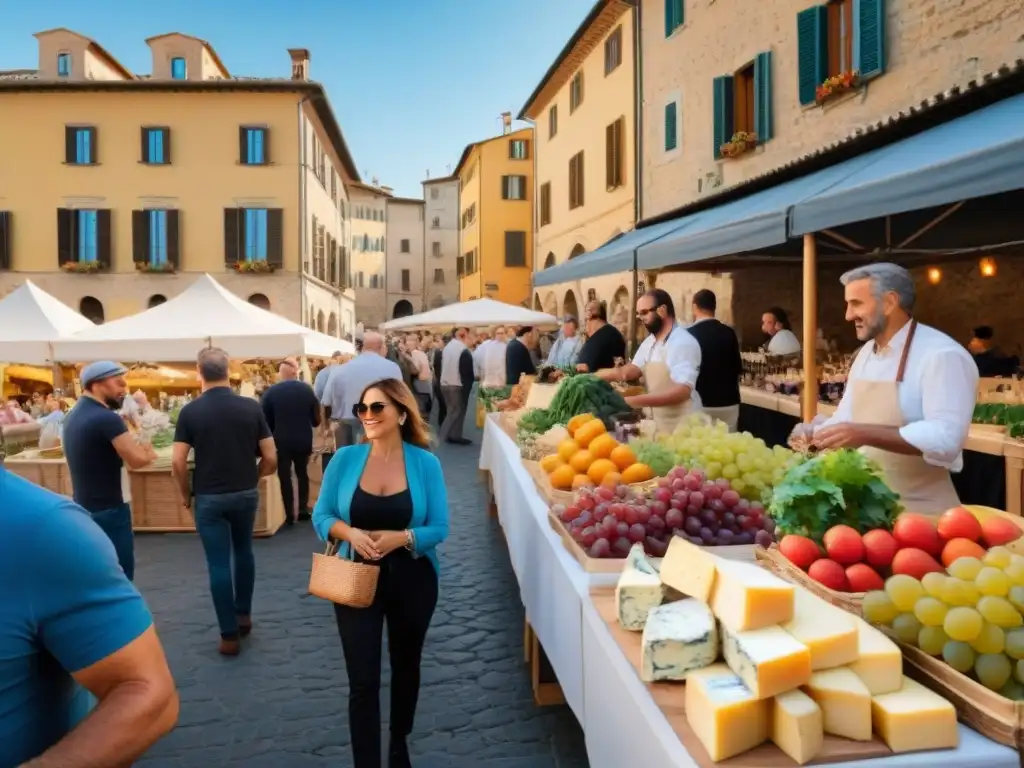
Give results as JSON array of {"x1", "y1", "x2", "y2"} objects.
[{"x1": 801, "y1": 234, "x2": 818, "y2": 423}]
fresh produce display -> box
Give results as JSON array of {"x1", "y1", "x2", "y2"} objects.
[
  {"x1": 973, "y1": 402, "x2": 1024, "y2": 437},
  {"x1": 541, "y1": 412, "x2": 654, "y2": 491},
  {"x1": 772, "y1": 506, "x2": 1023, "y2": 593},
  {"x1": 632, "y1": 414, "x2": 799, "y2": 503},
  {"x1": 517, "y1": 374, "x2": 629, "y2": 435},
  {"x1": 551, "y1": 464, "x2": 776, "y2": 559},
  {"x1": 478, "y1": 385, "x2": 512, "y2": 412},
  {"x1": 150, "y1": 428, "x2": 175, "y2": 450},
  {"x1": 536, "y1": 363, "x2": 576, "y2": 383},
  {"x1": 769, "y1": 448, "x2": 902, "y2": 543},
  {"x1": 610, "y1": 538, "x2": 958, "y2": 762}
]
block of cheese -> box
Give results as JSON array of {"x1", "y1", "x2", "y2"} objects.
[
  {"x1": 658, "y1": 536, "x2": 717, "y2": 602},
  {"x1": 849, "y1": 620, "x2": 903, "y2": 695},
  {"x1": 803, "y1": 667, "x2": 872, "y2": 741},
  {"x1": 781, "y1": 589, "x2": 859, "y2": 670},
  {"x1": 871, "y1": 677, "x2": 959, "y2": 752},
  {"x1": 641, "y1": 598, "x2": 718, "y2": 682},
  {"x1": 771, "y1": 689, "x2": 824, "y2": 765},
  {"x1": 616, "y1": 543, "x2": 665, "y2": 630},
  {"x1": 711, "y1": 559, "x2": 794, "y2": 631},
  {"x1": 721, "y1": 622, "x2": 812, "y2": 698},
  {"x1": 685, "y1": 664, "x2": 770, "y2": 761}
]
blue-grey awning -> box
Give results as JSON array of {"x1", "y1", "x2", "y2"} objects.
[
  {"x1": 532, "y1": 216, "x2": 692, "y2": 287},
  {"x1": 790, "y1": 92, "x2": 1024, "y2": 235}
]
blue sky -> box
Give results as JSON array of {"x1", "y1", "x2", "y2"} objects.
[{"x1": 1, "y1": 0, "x2": 597, "y2": 198}]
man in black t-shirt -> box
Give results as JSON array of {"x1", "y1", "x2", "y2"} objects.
[
  {"x1": 576, "y1": 300, "x2": 627, "y2": 375},
  {"x1": 505, "y1": 326, "x2": 538, "y2": 386},
  {"x1": 172, "y1": 347, "x2": 277, "y2": 656},
  {"x1": 687, "y1": 289, "x2": 742, "y2": 431}
]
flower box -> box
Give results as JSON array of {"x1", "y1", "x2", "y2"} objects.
[
  {"x1": 719, "y1": 131, "x2": 758, "y2": 159},
  {"x1": 135, "y1": 261, "x2": 176, "y2": 274},
  {"x1": 61, "y1": 261, "x2": 104, "y2": 274},
  {"x1": 815, "y1": 71, "x2": 860, "y2": 104},
  {"x1": 233, "y1": 260, "x2": 275, "y2": 274}
]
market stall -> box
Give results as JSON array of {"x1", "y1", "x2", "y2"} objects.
[{"x1": 379, "y1": 297, "x2": 559, "y2": 332}]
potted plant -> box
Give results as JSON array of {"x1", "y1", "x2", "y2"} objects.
[
  {"x1": 233, "y1": 260, "x2": 275, "y2": 274},
  {"x1": 719, "y1": 131, "x2": 759, "y2": 159},
  {"x1": 816, "y1": 71, "x2": 860, "y2": 104},
  {"x1": 62, "y1": 261, "x2": 103, "y2": 274},
  {"x1": 136, "y1": 261, "x2": 176, "y2": 274}
]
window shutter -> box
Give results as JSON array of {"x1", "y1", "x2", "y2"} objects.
[
  {"x1": 140, "y1": 128, "x2": 149, "y2": 163},
  {"x1": 523, "y1": 140, "x2": 530, "y2": 160},
  {"x1": 753, "y1": 51, "x2": 774, "y2": 142},
  {"x1": 57, "y1": 209, "x2": 74, "y2": 264},
  {"x1": 664, "y1": 0, "x2": 683, "y2": 36},
  {"x1": 605, "y1": 123, "x2": 614, "y2": 189},
  {"x1": 664, "y1": 102, "x2": 678, "y2": 151},
  {"x1": 238, "y1": 127, "x2": 247, "y2": 163},
  {"x1": 712, "y1": 76, "x2": 734, "y2": 158},
  {"x1": 0, "y1": 212, "x2": 10, "y2": 270},
  {"x1": 263, "y1": 129, "x2": 271, "y2": 163},
  {"x1": 797, "y1": 6, "x2": 828, "y2": 105},
  {"x1": 167, "y1": 210, "x2": 180, "y2": 268},
  {"x1": 64, "y1": 127, "x2": 76, "y2": 163},
  {"x1": 162, "y1": 128, "x2": 172, "y2": 164},
  {"x1": 96, "y1": 209, "x2": 111, "y2": 266},
  {"x1": 854, "y1": 0, "x2": 886, "y2": 80},
  {"x1": 87, "y1": 128, "x2": 98, "y2": 164},
  {"x1": 224, "y1": 208, "x2": 240, "y2": 264},
  {"x1": 132, "y1": 210, "x2": 148, "y2": 264},
  {"x1": 266, "y1": 208, "x2": 284, "y2": 268}
]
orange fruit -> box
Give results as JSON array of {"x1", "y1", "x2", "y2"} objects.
[
  {"x1": 621, "y1": 463, "x2": 655, "y2": 484},
  {"x1": 567, "y1": 413, "x2": 596, "y2": 437},
  {"x1": 539, "y1": 454, "x2": 564, "y2": 474},
  {"x1": 574, "y1": 419, "x2": 607, "y2": 448},
  {"x1": 549, "y1": 464, "x2": 575, "y2": 490},
  {"x1": 569, "y1": 450, "x2": 595, "y2": 474},
  {"x1": 941, "y1": 537, "x2": 987, "y2": 567},
  {"x1": 557, "y1": 439, "x2": 580, "y2": 462},
  {"x1": 601, "y1": 471, "x2": 622, "y2": 488},
  {"x1": 588, "y1": 433, "x2": 618, "y2": 460},
  {"x1": 609, "y1": 444, "x2": 637, "y2": 471},
  {"x1": 587, "y1": 458, "x2": 618, "y2": 486},
  {"x1": 572, "y1": 474, "x2": 595, "y2": 491}
]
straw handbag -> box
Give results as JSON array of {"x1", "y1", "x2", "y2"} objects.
[{"x1": 308, "y1": 540, "x2": 379, "y2": 608}]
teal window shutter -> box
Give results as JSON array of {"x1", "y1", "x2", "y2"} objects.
[
  {"x1": 796, "y1": 6, "x2": 828, "y2": 105},
  {"x1": 753, "y1": 51, "x2": 773, "y2": 142},
  {"x1": 712, "y1": 76, "x2": 734, "y2": 159},
  {"x1": 664, "y1": 102, "x2": 678, "y2": 151},
  {"x1": 854, "y1": 0, "x2": 886, "y2": 80},
  {"x1": 664, "y1": 0, "x2": 683, "y2": 37}
]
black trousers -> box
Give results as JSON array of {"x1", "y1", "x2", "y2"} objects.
[
  {"x1": 334, "y1": 554, "x2": 438, "y2": 768},
  {"x1": 276, "y1": 447, "x2": 310, "y2": 519},
  {"x1": 432, "y1": 381, "x2": 446, "y2": 427}
]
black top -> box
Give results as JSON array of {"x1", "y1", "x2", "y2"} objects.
[
  {"x1": 505, "y1": 337, "x2": 537, "y2": 386},
  {"x1": 458, "y1": 347, "x2": 475, "y2": 391},
  {"x1": 174, "y1": 387, "x2": 272, "y2": 495},
  {"x1": 260, "y1": 379, "x2": 321, "y2": 454},
  {"x1": 62, "y1": 396, "x2": 128, "y2": 512},
  {"x1": 432, "y1": 348, "x2": 443, "y2": 385},
  {"x1": 686, "y1": 318, "x2": 742, "y2": 407},
  {"x1": 577, "y1": 323, "x2": 627, "y2": 373},
  {"x1": 349, "y1": 485, "x2": 413, "y2": 564},
  {"x1": 974, "y1": 350, "x2": 1019, "y2": 378}
]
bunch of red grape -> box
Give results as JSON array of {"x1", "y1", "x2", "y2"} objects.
[{"x1": 552, "y1": 465, "x2": 777, "y2": 559}]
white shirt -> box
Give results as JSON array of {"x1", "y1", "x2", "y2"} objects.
[
  {"x1": 820, "y1": 321, "x2": 978, "y2": 471},
  {"x1": 440, "y1": 338, "x2": 468, "y2": 387},
  {"x1": 321, "y1": 352, "x2": 404, "y2": 420},
  {"x1": 473, "y1": 339, "x2": 507, "y2": 388},
  {"x1": 767, "y1": 328, "x2": 801, "y2": 355},
  {"x1": 632, "y1": 323, "x2": 704, "y2": 410}
]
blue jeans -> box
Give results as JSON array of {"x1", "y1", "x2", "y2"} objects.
[
  {"x1": 90, "y1": 503, "x2": 134, "y2": 581},
  {"x1": 194, "y1": 489, "x2": 259, "y2": 638}
]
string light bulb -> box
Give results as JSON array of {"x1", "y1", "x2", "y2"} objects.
[
  {"x1": 926, "y1": 267, "x2": 942, "y2": 285},
  {"x1": 980, "y1": 257, "x2": 997, "y2": 278}
]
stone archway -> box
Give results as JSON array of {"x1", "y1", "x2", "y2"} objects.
[
  {"x1": 248, "y1": 293, "x2": 271, "y2": 311},
  {"x1": 392, "y1": 299, "x2": 414, "y2": 319},
  {"x1": 316, "y1": 310, "x2": 325, "y2": 333},
  {"x1": 147, "y1": 294, "x2": 167, "y2": 309},
  {"x1": 568, "y1": 243, "x2": 586, "y2": 260},
  {"x1": 308, "y1": 304, "x2": 316, "y2": 328},
  {"x1": 544, "y1": 252, "x2": 556, "y2": 269},
  {"x1": 541, "y1": 291, "x2": 558, "y2": 316},
  {"x1": 327, "y1": 312, "x2": 338, "y2": 336},
  {"x1": 563, "y1": 289, "x2": 579, "y2": 319},
  {"x1": 79, "y1": 296, "x2": 104, "y2": 324},
  {"x1": 533, "y1": 293, "x2": 542, "y2": 311}
]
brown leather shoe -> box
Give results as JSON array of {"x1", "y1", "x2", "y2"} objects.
[
  {"x1": 237, "y1": 616, "x2": 252, "y2": 637},
  {"x1": 219, "y1": 637, "x2": 241, "y2": 656}
]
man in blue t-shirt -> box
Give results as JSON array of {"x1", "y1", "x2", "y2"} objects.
[
  {"x1": 62, "y1": 361, "x2": 157, "y2": 580},
  {"x1": 0, "y1": 465, "x2": 178, "y2": 767}
]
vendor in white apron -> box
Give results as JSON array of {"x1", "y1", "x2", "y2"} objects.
[
  {"x1": 796, "y1": 263, "x2": 978, "y2": 514},
  {"x1": 599, "y1": 288, "x2": 702, "y2": 434}
]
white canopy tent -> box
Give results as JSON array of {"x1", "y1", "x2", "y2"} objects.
[
  {"x1": 52, "y1": 274, "x2": 355, "y2": 362},
  {"x1": 0, "y1": 280, "x2": 95, "y2": 364},
  {"x1": 380, "y1": 298, "x2": 559, "y2": 332}
]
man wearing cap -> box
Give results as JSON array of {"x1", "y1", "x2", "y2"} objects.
[{"x1": 63, "y1": 361, "x2": 158, "y2": 581}]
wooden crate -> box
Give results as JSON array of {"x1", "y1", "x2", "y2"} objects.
[
  {"x1": 524, "y1": 620, "x2": 565, "y2": 707},
  {"x1": 130, "y1": 470, "x2": 193, "y2": 531},
  {"x1": 3, "y1": 458, "x2": 45, "y2": 487}
]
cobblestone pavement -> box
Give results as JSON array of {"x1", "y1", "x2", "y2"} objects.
[{"x1": 136, "y1": 401, "x2": 590, "y2": 767}]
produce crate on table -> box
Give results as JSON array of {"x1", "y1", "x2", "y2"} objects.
[
  {"x1": 3, "y1": 454, "x2": 71, "y2": 496},
  {"x1": 130, "y1": 470, "x2": 192, "y2": 531}
]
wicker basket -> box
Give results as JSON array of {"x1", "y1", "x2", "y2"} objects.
[
  {"x1": 755, "y1": 544, "x2": 864, "y2": 612},
  {"x1": 130, "y1": 471, "x2": 193, "y2": 531}
]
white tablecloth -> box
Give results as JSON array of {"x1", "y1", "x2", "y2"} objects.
[{"x1": 479, "y1": 415, "x2": 1019, "y2": 768}]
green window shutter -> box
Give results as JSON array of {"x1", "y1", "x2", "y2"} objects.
[
  {"x1": 753, "y1": 51, "x2": 774, "y2": 143},
  {"x1": 854, "y1": 0, "x2": 886, "y2": 80},
  {"x1": 712, "y1": 76, "x2": 734, "y2": 159},
  {"x1": 664, "y1": 0, "x2": 683, "y2": 37},
  {"x1": 796, "y1": 6, "x2": 828, "y2": 106},
  {"x1": 664, "y1": 102, "x2": 678, "y2": 151}
]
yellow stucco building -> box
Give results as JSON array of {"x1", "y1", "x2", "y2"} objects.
[
  {"x1": 0, "y1": 28, "x2": 358, "y2": 340},
  {"x1": 519, "y1": 0, "x2": 637, "y2": 331},
  {"x1": 454, "y1": 126, "x2": 534, "y2": 307}
]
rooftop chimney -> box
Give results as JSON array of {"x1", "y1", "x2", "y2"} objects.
[
  {"x1": 501, "y1": 111, "x2": 512, "y2": 135},
  {"x1": 288, "y1": 48, "x2": 310, "y2": 81}
]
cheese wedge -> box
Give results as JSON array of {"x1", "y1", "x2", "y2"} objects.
[
  {"x1": 871, "y1": 677, "x2": 959, "y2": 752},
  {"x1": 641, "y1": 598, "x2": 718, "y2": 682},
  {"x1": 771, "y1": 689, "x2": 824, "y2": 765},
  {"x1": 616, "y1": 543, "x2": 665, "y2": 630},
  {"x1": 720, "y1": 622, "x2": 812, "y2": 699},
  {"x1": 711, "y1": 559, "x2": 794, "y2": 631},
  {"x1": 803, "y1": 667, "x2": 872, "y2": 741},
  {"x1": 659, "y1": 536, "x2": 717, "y2": 602},
  {"x1": 685, "y1": 664, "x2": 770, "y2": 761},
  {"x1": 781, "y1": 589, "x2": 859, "y2": 670},
  {"x1": 849, "y1": 620, "x2": 903, "y2": 695}
]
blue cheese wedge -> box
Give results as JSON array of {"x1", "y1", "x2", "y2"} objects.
[
  {"x1": 641, "y1": 598, "x2": 718, "y2": 682},
  {"x1": 616, "y1": 543, "x2": 665, "y2": 630}
]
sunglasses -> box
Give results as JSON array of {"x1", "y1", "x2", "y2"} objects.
[{"x1": 352, "y1": 401, "x2": 390, "y2": 419}]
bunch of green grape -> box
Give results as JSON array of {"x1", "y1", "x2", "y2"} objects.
[
  {"x1": 862, "y1": 546, "x2": 1024, "y2": 698},
  {"x1": 658, "y1": 415, "x2": 799, "y2": 501}
]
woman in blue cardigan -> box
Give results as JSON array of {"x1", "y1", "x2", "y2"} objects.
[{"x1": 312, "y1": 377, "x2": 449, "y2": 768}]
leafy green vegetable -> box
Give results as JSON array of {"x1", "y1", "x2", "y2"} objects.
[
  {"x1": 478, "y1": 386, "x2": 512, "y2": 412},
  {"x1": 768, "y1": 448, "x2": 902, "y2": 542},
  {"x1": 973, "y1": 403, "x2": 1024, "y2": 436},
  {"x1": 516, "y1": 375, "x2": 630, "y2": 434},
  {"x1": 150, "y1": 428, "x2": 176, "y2": 450}
]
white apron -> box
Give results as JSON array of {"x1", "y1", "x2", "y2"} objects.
[{"x1": 852, "y1": 320, "x2": 960, "y2": 514}]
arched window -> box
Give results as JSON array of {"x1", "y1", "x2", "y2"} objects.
[
  {"x1": 248, "y1": 293, "x2": 270, "y2": 311},
  {"x1": 79, "y1": 296, "x2": 104, "y2": 324},
  {"x1": 147, "y1": 294, "x2": 167, "y2": 308}
]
